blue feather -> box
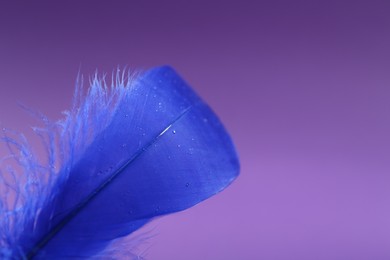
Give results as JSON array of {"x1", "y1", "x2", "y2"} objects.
[{"x1": 0, "y1": 66, "x2": 240, "y2": 259}]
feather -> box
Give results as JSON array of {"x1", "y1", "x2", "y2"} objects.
[{"x1": 0, "y1": 66, "x2": 240, "y2": 259}]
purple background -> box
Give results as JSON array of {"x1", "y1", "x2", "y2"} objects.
[{"x1": 1, "y1": 1, "x2": 390, "y2": 259}]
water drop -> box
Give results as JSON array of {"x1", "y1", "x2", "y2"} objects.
[
  {"x1": 177, "y1": 144, "x2": 181, "y2": 148},
  {"x1": 185, "y1": 183, "x2": 190, "y2": 187},
  {"x1": 172, "y1": 130, "x2": 176, "y2": 134}
]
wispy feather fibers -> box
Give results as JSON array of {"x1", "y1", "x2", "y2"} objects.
[{"x1": 0, "y1": 66, "x2": 240, "y2": 259}]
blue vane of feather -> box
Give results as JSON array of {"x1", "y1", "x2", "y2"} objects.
[{"x1": 0, "y1": 66, "x2": 240, "y2": 259}]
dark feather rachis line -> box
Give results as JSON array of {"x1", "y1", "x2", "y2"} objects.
[{"x1": 26, "y1": 106, "x2": 193, "y2": 259}]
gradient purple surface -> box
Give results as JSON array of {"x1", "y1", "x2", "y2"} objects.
[{"x1": 0, "y1": 1, "x2": 389, "y2": 259}]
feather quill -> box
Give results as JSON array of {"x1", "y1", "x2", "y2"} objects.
[{"x1": 0, "y1": 66, "x2": 240, "y2": 259}]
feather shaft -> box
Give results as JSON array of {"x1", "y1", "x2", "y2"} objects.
[{"x1": 26, "y1": 106, "x2": 192, "y2": 259}]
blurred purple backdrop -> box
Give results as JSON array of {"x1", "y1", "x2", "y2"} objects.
[{"x1": 1, "y1": 1, "x2": 390, "y2": 259}]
